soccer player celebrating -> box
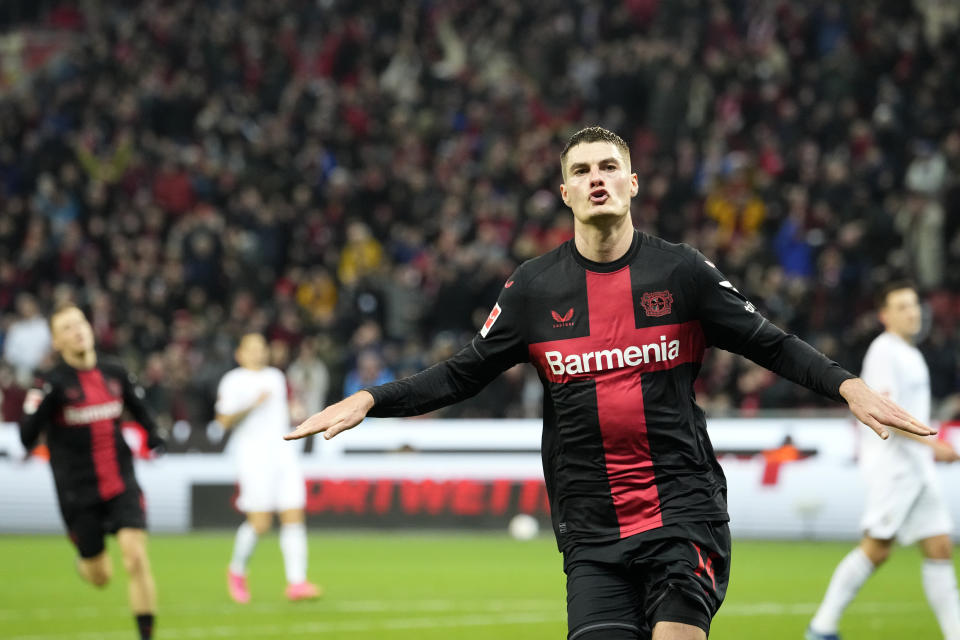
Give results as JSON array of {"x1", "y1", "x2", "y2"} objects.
[
  {"x1": 807, "y1": 283, "x2": 960, "y2": 640},
  {"x1": 19, "y1": 304, "x2": 163, "y2": 640},
  {"x1": 216, "y1": 333, "x2": 320, "y2": 603},
  {"x1": 286, "y1": 127, "x2": 934, "y2": 640}
]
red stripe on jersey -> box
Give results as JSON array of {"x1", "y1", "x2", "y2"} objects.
[
  {"x1": 586, "y1": 268, "x2": 661, "y2": 536},
  {"x1": 527, "y1": 268, "x2": 706, "y2": 538},
  {"x1": 77, "y1": 369, "x2": 126, "y2": 500}
]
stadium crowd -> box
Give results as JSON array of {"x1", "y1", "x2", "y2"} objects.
[{"x1": 1, "y1": 0, "x2": 960, "y2": 449}]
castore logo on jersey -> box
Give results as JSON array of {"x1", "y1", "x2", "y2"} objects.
[{"x1": 551, "y1": 308, "x2": 575, "y2": 328}]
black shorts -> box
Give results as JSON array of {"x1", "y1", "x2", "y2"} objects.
[
  {"x1": 60, "y1": 486, "x2": 147, "y2": 558},
  {"x1": 563, "y1": 521, "x2": 730, "y2": 640}
]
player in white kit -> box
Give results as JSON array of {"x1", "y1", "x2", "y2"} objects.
[
  {"x1": 807, "y1": 283, "x2": 960, "y2": 640},
  {"x1": 216, "y1": 333, "x2": 320, "y2": 603}
]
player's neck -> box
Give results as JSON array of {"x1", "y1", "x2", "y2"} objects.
[
  {"x1": 574, "y1": 217, "x2": 634, "y2": 263},
  {"x1": 63, "y1": 349, "x2": 97, "y2": 370},
  {"x1": 887, "y1": 329, "x2": 915, "y2": 345}
]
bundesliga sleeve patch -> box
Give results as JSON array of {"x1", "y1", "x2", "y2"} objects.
[
  {"x1": 480, "y1": 303, "x2": 502, "y2": 338},
  {"x1": 23, "y1": 386, "x2": 48, "y2": 415}
]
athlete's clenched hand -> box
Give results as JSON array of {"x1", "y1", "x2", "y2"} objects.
[
  {"x1": 839, "y1": 378, "x2": 936, "y2": 440},
  {"x1": 284, "y1": 390, "x2": 375, "y2": 441}
]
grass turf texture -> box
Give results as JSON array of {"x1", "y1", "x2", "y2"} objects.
[{"x1": 0, "y1": 533, "x2": 946, "y2": 639}]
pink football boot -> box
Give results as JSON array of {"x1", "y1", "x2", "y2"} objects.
[
  {"x1": 227, "y1": 570, "x2": 251, "y2": 604},
  {"x1": 285, "y1": 581, "x2": 322, "y2": 601}
]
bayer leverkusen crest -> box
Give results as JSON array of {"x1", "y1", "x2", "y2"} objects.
[{"x1": 640, "y1": 290, "x2": 674, "y2": 317}]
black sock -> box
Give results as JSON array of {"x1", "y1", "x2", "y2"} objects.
[{"x1": 135, "y1": 613, "x2": 154, "y2": 640}]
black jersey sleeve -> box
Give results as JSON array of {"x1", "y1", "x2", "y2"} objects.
[
  {"x1": 367, "y1": 269, "x2": 529, "y2": 417},
  {"x1": 119, "y1": 367, "x2": 164, "y2": 448},
  {"x1": 19, "y1": 376, "x2": 60, "y2": 451},
  {"x1": 692, "y1": 252, "x2": 855, "y2": 402}
]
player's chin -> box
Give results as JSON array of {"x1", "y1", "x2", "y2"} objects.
[{"x1": 578, "y1": 207, "x2": 625, "y2": 223}]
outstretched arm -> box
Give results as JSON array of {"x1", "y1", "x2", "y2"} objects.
[
  {"x1": 693, "y1": 251, "x2": 935, "y2": 439},
  {"x1": 286, "y1": 270, "x2": 529, "y2": 441},
  {"x1": 285, "y1": 391, "x2": 374, "y2": 440},
  {"x1": 838, "y1": 377, "x2": 936, "y2": 440}
]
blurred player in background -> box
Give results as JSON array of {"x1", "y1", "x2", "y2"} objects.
[
  {"x1": 807, "y1": 283, "x2": 960, "y2": 640},
  {"x1": 287, "y1": 127, "x2": 934, "y2": 640},
  {"x1": 19, "y1": 304, "x2": 163, "y2": 640},
  {"x1": 216, "y1": 332, "x2": 320, "y2": 603}
]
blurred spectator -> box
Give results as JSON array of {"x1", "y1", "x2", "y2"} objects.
[
  {"x1": 2, "y1": 294, "x2": 51, "y2": 385},
  {"x1": 343, "y1": 349, "x2": 393, "y2": 398},
  {"x1": 287, "y1": 337, "x2": 331, "y2": 423}
]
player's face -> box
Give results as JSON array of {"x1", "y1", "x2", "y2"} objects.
[
  {"x1": 236, "y1": 335, "x2": 269, "y2": 369},
  {"x1": 51, "y1": 308, "x2": 95, "y2": 355},
  {"x1": 880, "y1": 288, "x2": 922, "y2": 339},
  {"x1": 560, "y1": 142, "x2": 638, "y2": 225}
]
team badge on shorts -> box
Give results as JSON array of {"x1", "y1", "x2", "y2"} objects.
[{"x1": 641, "y1": 291, "x2": 674, "y2": 317}]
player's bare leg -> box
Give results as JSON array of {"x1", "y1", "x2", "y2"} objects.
[
  {"x1": 652, "y1": 621, "x2": 706, "y2": 640},
  {"x1": 919, "y1": 534, "x2": 960, "y2": 640},
  {"x1": 859, "y1": 535, "x2": 893, "y2": 565},
  {"x1": 279, "y1": 508, "x2": 321, "y2": 600},
  {"x1": 77, "y1": 551, "x2": 112, "y2": 587},
  {"x1": 227, "y1": 511, "x2": 271, "y2": 603},
  {"x1": 117, "y1": 528, "x2": 156, "y2": 640}
]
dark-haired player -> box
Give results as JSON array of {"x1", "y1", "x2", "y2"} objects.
[
  {"x1": 286, "y1": 127, "x2": 934, "y2": 640},
  {"x1": 807, "y1": 283, "x2": 960, "y2": 640},
  {"x1": 20, "y1": 304, "x2": 163, "y2": 640}
]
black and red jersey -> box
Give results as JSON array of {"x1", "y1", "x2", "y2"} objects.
[
  {"x1": 367, "y1": 231, "x2": 854, "y2": 548},
  {"x1": 19, "y1": 357, "x2": 160, "y2": 508}
]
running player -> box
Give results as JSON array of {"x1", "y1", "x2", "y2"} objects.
[
  {"x1": 19, "y1": 304, "x2": 163, "y2": 640},
  {"x1": 286, "y1": 127, "x2": 934, "y2": 640},
  {"x1": 807, "y1": 282, "x2": 960, "y2": 640},
  {"x1": 216, "y1": 333, "x2": 320, "y2": 603}
]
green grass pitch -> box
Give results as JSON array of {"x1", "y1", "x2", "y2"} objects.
[{"x1": 0, "y1": 532, "x2": 947, "y2": 639}]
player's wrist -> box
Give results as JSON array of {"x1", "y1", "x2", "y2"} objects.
[
  {"x1": 356, "y1": 390, "x2": 376, "y2": 411},
  {"x1": 838, "y1": 377, "x2": 863, "y2": 402}
]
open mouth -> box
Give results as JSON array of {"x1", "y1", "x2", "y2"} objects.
[{"x1": 590, "y1": 189, "x2": 609, "y2": 204}]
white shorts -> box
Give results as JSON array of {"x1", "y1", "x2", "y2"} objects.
[
  {"x1": 860, "y1": 479, "x2": 952, "y2": 545},
  {"x1": 236, "y1": 454, "x2": 306, "y2": 513}
]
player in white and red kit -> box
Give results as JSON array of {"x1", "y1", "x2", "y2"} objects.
[
  {"x1": 216, "y1": 333, "x2": 320, "y2": 603},
  {"x1": 808, "y1": 283, "x2": 960, "y2": 640}
]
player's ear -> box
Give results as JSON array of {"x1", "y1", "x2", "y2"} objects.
[
  {"x1": 560, "y1": 182, "x2": 570, "y2": 206},
  {"x1": 630, "y1": 172, "x2": 639, "y2": 197}
]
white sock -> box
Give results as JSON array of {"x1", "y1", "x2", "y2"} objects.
[
  {"x1": 923, "y1": 559, "x2": 960, "y2": 640},
  {"x1": 229, "y1": 522, "x2": 258, "y2": 575},
  {"x1": 280, "y1": 522, "x2": 308, "y2": 584},
  {"x1": 810, "y1": 547, "x2": 876, "y2": 633}
]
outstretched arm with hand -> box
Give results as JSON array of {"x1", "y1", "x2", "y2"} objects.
[
  {"x1": 285, "y1": 391, "x2": 374, "y2": 441},
  {"x1": 839, "y1": 377, "x2": 937, "y2": 440}
]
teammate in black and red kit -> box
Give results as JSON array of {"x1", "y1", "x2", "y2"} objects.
[
  {"x1": 19, "y1": 304, "x2": 163, "y2": 640},
  {"x1": 285, "y1": 127, "x2": 934, "y2": 640}
]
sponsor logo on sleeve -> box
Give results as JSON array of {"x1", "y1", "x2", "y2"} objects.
[
  {"x1": 480, "y1": 303, "x2": 501, "y2": 338},
  {"x1": 640, "y1": 291, "x2": 674, "y2": 317}
]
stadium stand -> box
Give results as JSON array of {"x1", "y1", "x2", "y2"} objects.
[{"x1": 1, "y1": 1, "x2": 959, "y2": 450}]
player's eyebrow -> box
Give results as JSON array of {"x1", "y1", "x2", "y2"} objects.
[{"x1": 568, "y1": 157, "x2": 621, "y2": 173}]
